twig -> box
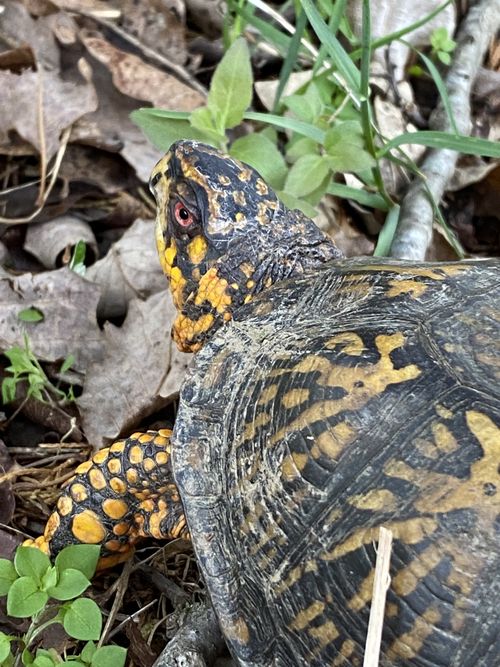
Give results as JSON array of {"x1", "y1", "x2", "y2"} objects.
[
  {"x1": 35, "y1": 66, "x2": 47, "y2": 207},
  {"x1": 390, "y1": 0, "x2": 500, "y2": 260},
  {"x1": 363, "y1": 526, "x2": 393, "y2": 667},
  {"x1": 0, "y1": 126, "x2": 71, "y2": 224}
]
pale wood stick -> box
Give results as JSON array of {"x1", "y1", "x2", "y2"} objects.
[{"x1": 363, "y1": 526, "x2": 393, "y2": 667}]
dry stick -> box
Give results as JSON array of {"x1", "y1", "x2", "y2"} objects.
[
  {"x1": 390, "y1": 0, "x2": 500, "y2": 260},
  {"x1": 363, "y1": 527, "x2": 393, "y2": 667},
  {"x1": 35, "y1": 66, "x2": 47, "y2": 207}
]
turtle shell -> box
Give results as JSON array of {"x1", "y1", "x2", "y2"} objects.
[{"x1": 172, "y1": 257, "x2": 500, "y2": 667}]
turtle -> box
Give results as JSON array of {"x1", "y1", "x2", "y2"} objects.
[{"x1": 30, "y1": 141, "x2": 500, "y2": 666}]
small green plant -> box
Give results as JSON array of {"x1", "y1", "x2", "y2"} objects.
[
  {"x1": 430, "y1": 26, "x2": 456, "y2": 65},
  {"x1": 68, "y1": 242, "x2": 87, "y2": 277},
  {"x1": 0, "y1": 545, "x2": 126, "y2": 667},
  {"x1": 1, "y1": 334, "x2": 75, "y2": 406}
]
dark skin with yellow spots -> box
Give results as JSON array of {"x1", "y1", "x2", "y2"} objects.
[{"x1": 29, "y1": 142, "x2": 500, "y2": 666}]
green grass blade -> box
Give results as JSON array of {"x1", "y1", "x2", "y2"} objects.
[
  {"x1": 132, "y1": 109, "x2": 191, "y2": 121},
  {"x1": 327, "y1": 183, "x2": 389, "y2": 210},
  {"x1": 417, "y1": 51, "x2": 459, "y2": 135},
  {"x1": 378, "y1": 131, "x2": 500, "y2": 158},
  {"x1": 374, "y1": 205, "x2": 400, "y2": 256},
  {"x1": 300, "y1": 0, "x2": 361, "y2": 95},
  {"x1": 273, "y1": 8, "x2": 308, "y2": 111},
  {"x1": 244, "y1": 111, "x2": 325, "y2": 142},
  {"x1": 312, "y1": 0, "x2": 348, "y2": 75},
  {"x1": 229, "y1": 1, "x2": 294, "y2": 56}
]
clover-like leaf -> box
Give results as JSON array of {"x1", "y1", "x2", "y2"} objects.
[
  {"x1": 48, "y1": 569, "x2": 91, "y2": 601},
  {"x1": 63, "y1": 598, "x2": 102, "y2": 641},
  {"x1": 7, "y1": 577, "x2": 48, "y2": 617},
  {"x1": 0, "y1": 560, "x2": 18, "y2": 596},
  {"x1": 55, "y1": 545, "x2": 100, "y2": 580}
]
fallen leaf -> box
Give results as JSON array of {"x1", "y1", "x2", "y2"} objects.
[
  {"x1": 85, "y1": 218, "x2": 166, "y2": 319},
  {"x1": 0, "y1": 1, "x2": 60, "y2": 69},
  {"x1": 0, "y1": 268, "x2": 103, "y2": 372},
  {"x1": 0, "y1": 439, "x2": 15, "y2": 525},
  {"x1": 24, "y1": 216, "x2": 98, "y2": 269},
  {"x1": 78, "y1": 292, "x2": 190, "y2": 447},
  {"x1": 80, "y1": 32, "x2": 205, "y2": 110}
]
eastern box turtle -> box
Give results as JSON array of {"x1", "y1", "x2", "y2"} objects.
[{"x1": 32, "y1": 142, "x2": 500, "y2": 666}]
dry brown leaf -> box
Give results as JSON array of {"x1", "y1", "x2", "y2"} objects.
[
  {"x1": 78, "y1": 292, "x2": 190, "y2": 447},
  {"x1": 58, "y1": 144, "x2": 138, "y2": 194},
  {"x1": 0, "y1": 1, "x2": 60, "y2": 69},
  {"x1": 24, "y1": 216, "x2": 98, "y2": 269},
  {"x1": 119, "y1": 0, "x2": 188, "y2": 65},
  {"x1": 85, "y1": 218, "x2": 166, "y2": 319},
  {"x1": 0, "y1": 439, "x2": 15, "y2": 525},
  {"x1": 80, "y1": 32, "x2": 205, "y2": 110},
  {"x1": 0, "y1": 268, "x2": 103, "y2": 371},
  {"x1": 0, "y1": 67, "x2": 98, "y2": 159}
]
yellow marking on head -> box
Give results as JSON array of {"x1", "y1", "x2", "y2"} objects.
[
  {"x1": 218, "y1": 174, "x2": 231, "y2": 185},
  {"x1": 289, "y1": 601, "x2": 325, "y2": 631},
  {"x1": 110, "y1": 477, "x2": 127, "y2": 494},
  {"x1": 235, "y1": 211, "x2": 247, "y2": 225},
  {"x1": 72, "y1": 510, "x2": 106, "y2": 544},
  {"x1": 103, "y1": 498, "x2": 128, "y2": 520},
  {"x1": 321, "y1": 517, "x2": 438, "y2": 561},
  {"x1": 107, "y1": 458, "x2": 121, "y2": 475},
  {"x1": 244, "y1": 294, "x2": 253, "y2": 304},
  {"x1": 281, "y1": 388, "x2": 310, "y2": 409},
  {"x1": 110, "y1": 440, "x2": 125, "y2": 453},
  {"x1": 44, "y1": 511, "x2": 60, "y2": 541},
  {"x1": 155, "y1": 451, "x2": 169, "y2": 465},
  {"x1": 238, "y1": 168, "x2": 252, "y2": 182},
  {"x1": 57, "y1": 495, "x2": 73, "y2": 516},
  {"x1": 326, "y1": 332, "x2": 365, "y2": 355},
  {"x1": 143, "y1": 457, "x2": 156, "y2": 472},
  {"x1": 195, "y1": 267, "x2": 232, "y2": 313},
  {"x1": 113, "y1": 522, "x2": 130, "y2": 536},
  {"x1": 75, "y1": 460, "x2": 92, "y2": 475},
  {"x1": 70, "y1": 484, "x2": 88, "y2": 503},
  {"x1": 187, "y1": 235, "x2": 208, "y2": 265},
  {"x1": 348, "y1": 488, "x2": 397, "y2": 512},
  {"x1": 93, "y1": 448, "x2": 109, "y2": 464},
  {"x1": 246, "y1": 279, "x2": 255, "y2": 289},
  {"x1": 233, "y1": 190, "x2": 246, "y2": 206},
  {"x1": 89, "y1": 468, "x2": 106, "y2": 491},
  {"x1": 386, "y1": 279, "x2": 428, "y2": 298},
  {"x1": 169, "y1": 265, "x2": 187, "y2": 309},
  {"x1": 129, "y1": 445, "x2": 143, "y2": 465},
  {"x1": 255, "y1": 178, "x2": 268, "y2": 195},
  {"x1": 172, "y1": 312, "x2": 215, "y2": 352}
]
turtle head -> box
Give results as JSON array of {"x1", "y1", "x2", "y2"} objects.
[{"x1": 150, "y1": 140, "x2": 341, "y2": 352}]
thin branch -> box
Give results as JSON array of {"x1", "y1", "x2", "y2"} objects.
[
  {"x1": 363, "y1": 527, "x2": 393, "y2": 667},
  {"x1": 390, "y1": 0, "x2": 500, "y2": 260}
]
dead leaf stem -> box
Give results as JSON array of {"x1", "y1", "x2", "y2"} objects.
[{"x1": 390, "y1": 0, "x2": 500, "y2": 259}]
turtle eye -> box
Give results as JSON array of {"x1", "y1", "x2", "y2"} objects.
[{"x1": 174, "y1": 201, "x2": 197, "y2": 227}]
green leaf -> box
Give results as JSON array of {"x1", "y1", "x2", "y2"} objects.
[
  {"x1": 377, "y1": 131, "x2": 500, "y2": 159},
  {"x1": 91, "y1": 646, "x2": 127, "y2": 667},
  {"x1": 41, "y1": 566, "x2": 58, "y2": 592},
  {"x1": 418, "y1": 51, "x2": 458, "y2": 135},
  {"x1": 286, "y1": 136, "x2": 319, "y2": 161},
  {"x1": 276, "y1": 190, "x2": 318, "y2": 218},
  {"x1": 63, "y1": 598, "x2": 102, "y2": 641},
  {"x1": 230, "y1": 134, "x2": 287, "y2": 190},
  {"x1": 7, "y1": 577, "x2": 48, "y2": 617},
  {"x1": 284, "y1": 154, "x2": 330, "y2": 198},
  {"x1": 1, "y1": 377, "x2": 17, "y2": 404},
  {"x1": 188, "y1": 107, "x2": 226, "y2": 147},
  {"x1": 33, "y1": 655, "x2": 56, "y2": 667},
  {"x1": 22, "y1": 647, "x2": 34, "y2": 666},
  {"x1": 69, "y1": 241, "x2": 87, "y2": 277},
  {"x1": 14, "y1": 547, "x2": 51, "y2": 584},
  {"x1": 130, "y1": 111, "x2": 206, "y2": 151},
  {"x1": 55, "y1": 545, "x2": 100, "y2": 581},
  {"x1": 324, "y1": 121, "x2": 364, "y2": 150},
  {"x1": 437, "y1": 51, "x2": 451, "y2": 65},
  {"x1": 244, "y1": 111, "x2": 325, "y2": 142},
  {"x1": 81, "y1": 642, "x2": 97, "y2": 664},
  {"x1": 324, "y1": 122, "x2": 375, "y2": 172},
  {"x1": 207, "y1": 37, "x2": 252, "y2": 132},
  {"x1": 48, "y1": 569, "x2": 91, "y2": 601},
  {"x1": 18, "y1": 308, "x2": 44, "y2": 323},
  {"x1": 374, "y1": 205, "x2": 401, "y2": 256},
  {"x1": 0, "y1": 633, "x2": 12, "y2": 663},
  {"x1": 283, "y1": 84, "x2": 324, "y2": 124},
  {"x1": 60, "y1": 354, "x2": 75, "y2": 375},
  {"x1": 326, "y1": 183, "x2": 389, "y2": 210}
]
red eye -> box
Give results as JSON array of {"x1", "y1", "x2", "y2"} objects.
[{"x1": 174, "y1": 201, "x2": 195, "y2": 227}]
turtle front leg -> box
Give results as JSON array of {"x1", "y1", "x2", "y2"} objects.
[{"x1": 26, "y1": 429, "x2": 188, "y2": 568}]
